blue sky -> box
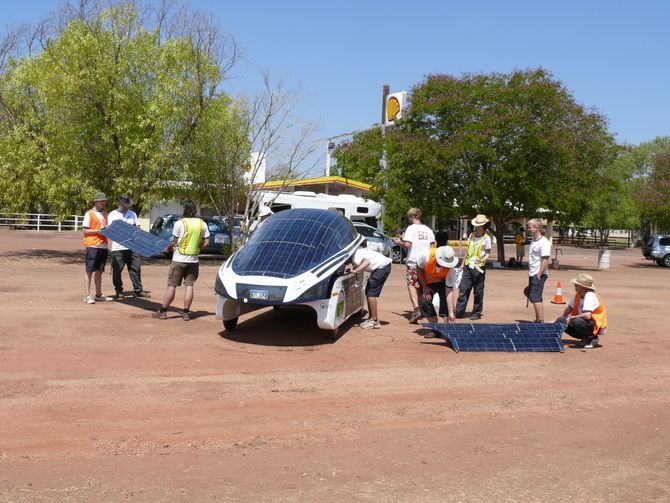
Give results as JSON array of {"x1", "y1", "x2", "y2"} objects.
[{"x1": 4, "y1": 1, "x2": 670, "y2": 174}]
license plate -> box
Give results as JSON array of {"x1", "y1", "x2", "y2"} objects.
[
  {"x1": 214, "y1": 234, "x2": 228, "y2": 244},
  {"x1": 250, "y1": 289, "x2": 269, "y2": 300}
]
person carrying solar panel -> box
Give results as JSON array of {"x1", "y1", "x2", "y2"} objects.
[
  {"x1": 345, "y1": 240, "x2": 393, "y2": 329},
  {"x1": 455, "y1": 215, "x2": 492, "y2": 320},
  {"x1": 107, "y1": 194, "x2": 151, "y2": 300},
  {"x1": 555, "y1": 273, "x2": 608, "y2": 349},
  {"x1": 416, "y1": 245, "x2": 461, "y2": 323},
  {"x1": 82, "y1": 192, "x2": 113, "y2": 304},
  {"x1": 152, "y1": 201, "x2": 210, "y2": 321}
]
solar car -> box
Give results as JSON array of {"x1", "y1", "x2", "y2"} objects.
[{"x1": 214, "y1": 208, "x2": 367, "y2": 338}]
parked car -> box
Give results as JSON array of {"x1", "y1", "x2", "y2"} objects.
[
  {"x1": 642, "y1": 234, "x2": 670, "y2": 267},
  {"x1": 352, "y1": 222, "x2": 393, "y2": 258},
  {"x1": 150, "y1": 214, "x2": 237, "y2": 255}
]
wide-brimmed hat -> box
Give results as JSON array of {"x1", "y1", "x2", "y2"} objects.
[
  {"x1": 259, "y1": 206, "x2": 273, "y2": 218},
  {"x1": 118, "y1": 194, "x2": 133, "y2": 205},
  {"x1": 471, "y1": 214, "x2": 489, "y2": 227},
  {"x1": 435, "y1": 245, "x2": 460, "y2": 269},
  {"x1": 570, "y1": 273, "x2": 596, "y2": 291},
  {"x1": 93, "y1": 192, "x2": 108, "y2": 202}
]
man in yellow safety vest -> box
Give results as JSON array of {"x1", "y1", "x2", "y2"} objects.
[
  {"x1": 152, "y1": 201, "x2": 210, "y2": 321},
  {"x1": 455, "y1": 214, "x2": 492, "y2": 320}
]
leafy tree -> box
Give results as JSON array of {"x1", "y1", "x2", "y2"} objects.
[
  {"x1": 0, "y1": 1, "x2": 239, "y2": 216},
  {"x1": 335, "y1": 69, "x2": 616, "y2": 260},
  {"x1": 636, "y1": 149, "x2": 670, "y2": 234}
]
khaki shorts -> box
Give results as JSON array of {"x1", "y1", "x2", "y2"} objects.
[{"x1": 168, "y1": 262, "x2": 199, "y2": 287}]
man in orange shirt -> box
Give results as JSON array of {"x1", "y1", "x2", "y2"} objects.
[{"x1": 82, "y1": 192, "x2": 113, "y2": 304}]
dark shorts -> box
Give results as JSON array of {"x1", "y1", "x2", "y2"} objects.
[
  {"x1": 168, "y1": 262, "x2": 199, "y2": 287},
  {"x1": 85, "y1": 247, "x2": 108, "y2": 273},
  {"x1": 366, "y1": 264, "x2": 392, "y2": 297},
  {"x1": 526, "y1": 274, "x2": 548, "y2": 303}
]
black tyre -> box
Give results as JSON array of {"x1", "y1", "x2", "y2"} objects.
[
  {"x1": 663, "y1": 254, "x2": 670, "y2": 268},
  {"x1": 223, "y1": 317, "x2": 238, "y2": 331},
  {"x1": 272, "y1": 305, "x2": 281, "y2": 311},
  {"x1": 327, "y1": 326, "x2": 340, "y2": 341},
  {"x1": 391, "y1": 246, "x2": 403, "y2": 264}
]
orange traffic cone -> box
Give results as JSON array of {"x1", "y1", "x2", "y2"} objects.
[{"x1": 551, "y1": 281, "x2": 566, "y2": 304}]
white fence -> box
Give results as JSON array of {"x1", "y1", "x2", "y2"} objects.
[{"x1": 0, "y1": 213, "x2": 84, "y2": 231}]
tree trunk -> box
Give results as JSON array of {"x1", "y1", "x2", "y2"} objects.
[{"x1": 492, "y1": 215, "x2": 506, "y2": 264}]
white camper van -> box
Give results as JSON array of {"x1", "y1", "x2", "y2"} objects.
[{"x1": 255, "y1": 190, "x2": 382, "y2": 228}]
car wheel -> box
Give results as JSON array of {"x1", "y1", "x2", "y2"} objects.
[
  {"x1": 327, "y1": 326, "x2": 340, "y2": 341},
  {"x1": 663, "y1": 254, "x2": 670, "y2": 268},
  {"x1": 223, "y1": 317, "x2": 238, "y2": 331},
  {"x1": 391, "y1": 247, "x2": 403, "y2": 264},
  {"x1": 272, "y1": 305, "x2": 281, "y2": 311}
]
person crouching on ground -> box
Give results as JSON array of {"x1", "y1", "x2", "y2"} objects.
[
  {"x1": 107, "y1": 194, "x2": 150, "y2": 300},
  {"x1": 82, "y1": 192, "x2": 113, "y2": 304},
  {"x1": 346, "y1": 240, "x2": 393, "y2": 329},
  {"x1": 152, "y1": 201, "x2": 210, "y2": 321},
  {"x1": 555, "y1": 273, "x2": 608, "y2": 349},
  {"x1": 416, "y1": 245, "x2": 460, "y2": 323}
]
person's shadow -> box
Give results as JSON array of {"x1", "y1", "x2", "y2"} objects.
[{"x1": 122, "y1": 295, "x2": 214, "y2": 319}]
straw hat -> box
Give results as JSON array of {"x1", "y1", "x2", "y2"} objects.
[
  {"x1": 93, "y1": 192, "x2": 108, "y2": 202},
  {"x1": 570, "y1": 273, "x2": 596, "y2": 290},
  {"x1": 471, "y1": 214, "x2": 489, "y2": 227},
  {"x1": 435, "y1": 245, "x2": 460, "y2": 269}
]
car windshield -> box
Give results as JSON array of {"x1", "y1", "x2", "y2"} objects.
[{"x1": 232, "y1": 209, "x2": 358, "y2": 279}]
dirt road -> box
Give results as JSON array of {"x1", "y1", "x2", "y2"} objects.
[{"x1": 1, "y1": 229, "x2": 668, "y2": 502}]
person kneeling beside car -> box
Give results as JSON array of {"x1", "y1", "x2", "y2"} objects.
[
  {"x1": 346, "y1": 240, "x2": 392, "y2": 330},
  {"x1": 555, "y1": 273, "x2": 608, "y2": 349}
]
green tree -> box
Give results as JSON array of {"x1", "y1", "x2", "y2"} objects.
[
  {"x1": 336, "y1": 69, "x2": 615, "y2": 260},
  {"x1": 0, "y1": 1, "x2": 239, "y2": 216},
  {"x1": 636, "y1": 149, "x2": 670, "y2": 234}
]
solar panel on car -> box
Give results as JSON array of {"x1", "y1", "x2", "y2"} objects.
[
  {"x1": 423, "y1": 322, "x2": 565, "y2": 353},
  {"x1": 99, "y1": 220, "x2": 172, "y2": 257},
  {"x1": 232, "y1": 208, "x2": 359, "y2": 279}
]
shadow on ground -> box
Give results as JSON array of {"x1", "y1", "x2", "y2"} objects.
[{"x1": 218, "y1": 305, "x2": 361, "y2": 347}]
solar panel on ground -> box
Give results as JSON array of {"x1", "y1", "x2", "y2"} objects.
[
  {"x1": 232, "y1": 208, "x2": 359, "y2": 279},
  {"x1": 99, "y1": 220, "x2": 172, "y2": 257},
  {"x1": 423, "y1": 322, "x2": 565, "y2": 353}
]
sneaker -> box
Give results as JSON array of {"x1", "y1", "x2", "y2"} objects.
[
  {"x1": 152, "y1": 310, "x2": 167, "y2": 320},
  {"x1": 583, "y1": 337, "x2": 600, "y2": 349},
  {"x1": 112, "y1": 292, "x2": 125, "y2": 300},
  {"x1": 469, "y1": 313, "x2": 482, "y2": 320},
  {"x1": 181, "y1": 311, "x2": 191, "y2": 321},
  {"x1": 94, "y1": 294, "x2": 113, "y2": 302},
  {"x1": 409, "y1": 309, "x2": 422, "y2": 324},
  {"x1": 135, "y1": 290, "x2": 151, "y2": 298},
  {"x1": 84, "y1": 295, "x2": 95, "y2": 304},
  {"x1": 360, "y1": 319, "x2": 380, "y2": 329}
]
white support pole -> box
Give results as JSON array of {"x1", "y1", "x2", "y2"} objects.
[{"x1": 37, "y1": 214, "x2": 40, "y2": 231}]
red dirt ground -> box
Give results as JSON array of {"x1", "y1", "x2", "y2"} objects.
[{"x1": 1, "y1": 228, "x2": 669, "y2": 502}]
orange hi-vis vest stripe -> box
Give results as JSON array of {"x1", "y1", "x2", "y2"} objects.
[
  {"x1": 571, "y1": 290, "x2": 608, "y2": 335},
  {"x1": 83, "y1": 209, "x2": 107, "y2": 247},
  {"x1": 423, "y1": 247, "x2": 449, "y2": 284}
]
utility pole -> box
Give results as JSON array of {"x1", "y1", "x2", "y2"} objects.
[{"x1": 379, "y1": 84, "x2": 390, "y2": 233}]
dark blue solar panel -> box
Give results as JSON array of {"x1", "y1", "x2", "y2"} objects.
[
  {"x1": 232, "y1": 209, "x2": 359, "y2": 279},
  {"x1": 99, "y1": 220, "x2": 172, "y2": 257},
  {"x1": 423, "y1": 322, "x2": 565, "y2": 353}
]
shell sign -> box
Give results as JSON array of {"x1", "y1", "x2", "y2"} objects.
[{"x1": 385, "y1": 91, "x2": 407, "y2": 125}]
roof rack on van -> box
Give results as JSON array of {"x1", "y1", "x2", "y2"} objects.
[{"x1": 293, "y1": 191, "x2": 317, "y2": 197}]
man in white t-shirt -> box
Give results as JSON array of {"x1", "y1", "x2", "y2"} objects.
[
  {"x1": 107, "y1": 194, "x2": 149, "y2": 300},
  {"x1": 455, "y1": 214, "x2": 492, "y2": 320},
  {"x1": 525, "y1": 218, "x2": 551, "y2": 323},
  {"x1": 152, "y1": 201, "x2": 210, "y2": 321},
  {"x1": 392, "y1": 208, "x2": 435, "y2": 324},
  {"x1": 555, "y1": 273, "x2": 608, "y2": 349},
  {"x1": 346, "y1": 241, "x2": 393, "y2": 329}
]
